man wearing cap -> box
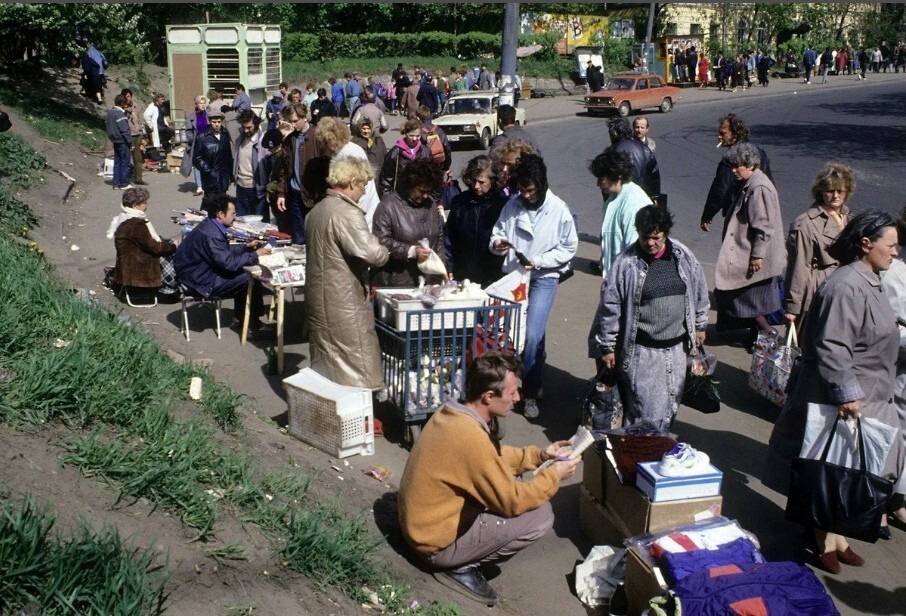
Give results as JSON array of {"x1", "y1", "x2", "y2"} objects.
[
  {"x1": 398, "y1": 352, "x2": 580, "y2": 606},
  {"x1": 192, "y1": 107, "x2": 233, "y2": 194},
  {"x1": 265, "y1": 91, "x2": 284, "y2": 132},
  {"x1": 233, "y1": 109, "x2": 267, "y2": 217}
]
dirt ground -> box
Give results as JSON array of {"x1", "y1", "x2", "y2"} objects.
[{"x1": 0, "y1": 65, "x2": 492, "y2": 615}]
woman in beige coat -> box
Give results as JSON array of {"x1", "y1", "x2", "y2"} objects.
[
  {"x1": 304, "y1": 156, "x2": 390, "y2": 390},
  {"x1": 714, "y1": 142, "x2": 786, "y2": 345},
  {"x1": 783, "y1": 163, "x2": 854, "y2": 338}
]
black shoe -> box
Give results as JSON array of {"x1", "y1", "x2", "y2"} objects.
[
  {"x1": 879, "y1": 525, "x2": 892, "y2": 541},
  {"x1": 434, "y1": 564, "x2": 498, "y2": 606},
  {"x1": 132, "y1": 180, "x2": 148, "y2": 186}
]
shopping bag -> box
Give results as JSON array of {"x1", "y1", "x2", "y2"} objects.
[
  {"x1": 799, "y1": 403, "x2": 897, "y2": 476},
  {"x1": 580, "y1": 366, "x2": 623, "y2": 431},
  {"x1": 682, "y1": 347, "x2": 720, "y2": 413},
  {"x1": 785, "y1": 416, "x2": 893, "y2": 543},
  {"x1": 484, "y1": 269, "x2": 530, "y2": 351},
  {"x1": 416, "y1": 238, "x2": 448, "y2": 277},
  {"x1": 748, "y1": 326, "x2": 799, "y2": 406}
]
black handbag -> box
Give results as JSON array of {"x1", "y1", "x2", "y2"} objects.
[
  {"x1": 785, "y1": 416, "x2": 893, "y2": 543},
  {"x1": 681, "y1": 346, "x2": 720, "y2": 414}
]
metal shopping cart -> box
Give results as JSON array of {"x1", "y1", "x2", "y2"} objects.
[{"x1": 374, "y1": 290, "x2": 523, "y2": 445}]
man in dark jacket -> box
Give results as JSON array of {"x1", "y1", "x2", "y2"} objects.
[
  {"x1": 606, "y1": 117, "x2": 660, "y2": 197},
  {"x1": 192, "y1": 108, "x2": 233, "y2": 194},
  {"x1": 105, "y1": 94, "x2": 134, "y2": 190},
  {"x1": 489, "y1": 105, "x2": 541, "y2": 155},
  {"x1": 417, "y1": 75, "x2": 440, "y2": 115},
  {"x1": 699, "y1": 113, "x2": 773, "y2": 233},
  {"x1": 174, "y1": 192, "x2": 272, "y2": 332}
]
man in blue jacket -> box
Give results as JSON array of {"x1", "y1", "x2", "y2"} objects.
[
  {"x1": 802, "y1": 45, "x2": 817, "y2": 84},
  {"x1": 174, "y1": 192, "x2": 273, "y2": 334},
  {"x1": 105, "y1": 94, "x2": 134, "y2": 190}
]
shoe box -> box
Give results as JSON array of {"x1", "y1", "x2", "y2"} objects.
[
  {"x1": 579, "y1": 442, "x2": 722, "y2": 543},
  {"x1": 635, "y1": 461, "x2": 723, "y2": 503}
]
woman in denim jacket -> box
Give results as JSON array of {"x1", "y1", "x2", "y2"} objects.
[{"x1": 593, "y1": 206, "x2": 709, "y2": 430}]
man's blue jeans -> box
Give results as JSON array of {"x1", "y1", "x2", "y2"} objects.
[
  {"x1": 113, "y1": 142, "x2": 132, "y2": 188},
  {"x1": 522, "y1": 276, "x2": 558, "y2": 399},
  {"x1": 235, "y1": 185, "x2": 263, "y2": 217},
  {"x1": 287, "y1": 188, "x2": 307, "y2": 244}
]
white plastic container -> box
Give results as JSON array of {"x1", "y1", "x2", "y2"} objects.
[
  {"x1": 375, "y1": 287, "x2": 488, "y2": 331},
  {"x1": 282, "y1": 368, "x2": 374, "y2": 458}
]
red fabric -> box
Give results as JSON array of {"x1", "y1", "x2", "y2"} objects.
[
  {"x1": 710, "y1": 564, "x2": 744, "y2": 577},
  {"x1": 729, "y1": 597, "x2": 769, "y2": 616}
]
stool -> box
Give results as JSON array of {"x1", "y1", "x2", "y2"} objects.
[
  {"x1": 119, "y1": 285, "x2": 158, "y2": 308},
  {"x1": 179, "y1": 285, "x2": 223, "y2": 341}
]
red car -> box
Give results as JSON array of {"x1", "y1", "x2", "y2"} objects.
[{"x1": 584, "y1": 73, "x2": 682, "y2": 117}]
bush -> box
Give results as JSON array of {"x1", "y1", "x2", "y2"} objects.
[
  {"x1": 282, "y1": 33, "x2": 320, "y2": 63},
  {"x1": 284, "y1": 31, "x2": 503, "y2": 63},
  {"x1": 455, "y1": 32, "x2": 501, "y2": 59}
]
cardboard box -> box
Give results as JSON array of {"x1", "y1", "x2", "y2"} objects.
[
  {"x1": 580, "y1": 444, "x2": 722, "y2": 540},
  {"x1": 578, "y1": 485, "x2": 629, "y2": 547},
  {"x1": 626, "y1": 546, "x2": 668, "y2": 616},
  {"x1": 635, "y1": 461, "x2": 723, "y2": 503}
]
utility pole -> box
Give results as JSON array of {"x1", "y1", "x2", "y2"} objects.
[
  {"x1": 499, "y1": 3, "x2": 519, "y2": 106},
  {"x1": 643, "y1": 2, "x2": 655, "y2": 73}
]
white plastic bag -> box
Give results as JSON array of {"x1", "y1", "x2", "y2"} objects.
[
  {"x1": 416, "y1": 238, "x2": 448, "y2": 277},
  {"x1": 574, "y1": 545, "x2": 626, "y2": 607},
  {"x1": 799, "y1": 403, "x2": 897, "y2": 475}
]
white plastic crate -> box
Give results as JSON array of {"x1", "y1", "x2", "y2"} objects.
[
  {"x1": 375, "y1": 287, "x2": 488, "y2": 331},
  {"x1": 283, "y1": 368, "x2": 374, "y2": 458},
  {"x1": 99, "y1": 158, "x2": 114, "y2": 178}
]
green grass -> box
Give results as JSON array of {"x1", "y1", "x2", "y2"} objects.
[
  {"x1": 0, "y1": 82, "x2": 105, "y2": 150},
  {"x1": 0, "y1": 496, "x2": 168, "y2": 616}
]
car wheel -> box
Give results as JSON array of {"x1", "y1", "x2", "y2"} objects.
[
  {"x1": 617, "y1": 101, "x2": 631, "y2": 117},
  {"x1": 659, "y1": 97, "x2": 673, "y2": 113},
  {"x1": 479, "y1": 127, "x2": 491, "y2": 149}
]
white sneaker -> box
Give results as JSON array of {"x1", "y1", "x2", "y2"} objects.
[
  {"x1": 658, "y1": 443, "x2": 710, "y2": 476},
  {"x1": 523, "y1": 399, "x2": 540, "y2": 419}
]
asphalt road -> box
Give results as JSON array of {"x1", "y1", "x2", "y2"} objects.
[{"x1": 69, "y1": 73, "x2": 906, "y2": 615}]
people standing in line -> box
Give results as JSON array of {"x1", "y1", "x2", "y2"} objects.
[
  {"x1": 767, "y1": 210, "x2": 904, "y2": 573},
  {"x1": 606, "y1": 117, "x2": 660, "y2": 198},
  {"x1": 191, "y1": 108, "x2": 233, "y2": 195},
  {"x1": 594, "y1": 206, "x2": 709, "y2": 431},
  {"x1": 713, "y1": 142, "x2": 786, "y2": 345},
  {"x1": 686, "y1": 46, "x2": 699, "y2": 83},
  {"x1": 233, "y1": 109, "x2": 267, "y2": 218},
  {"x1": 445, "y1": 155, "x2": 507, "y2": 286},
  {"x1": 105, "y1": 94, "x2": 134, "y2": 191},
  {"x1": 121, "y1": 88, "x2": 146, "y2": 186},
  {"x1": 305, "y1": 156, "x2": 390, "y2": 391},
  {"x1": 674, "y1": 47, "x2": 687, "y2": 82},
  {"x1": 783, "y1": 163, "x2": 854, "y2": 338},
  {"x1": 397, "y1": 352, "x2": 580, "y2": 607},
  {"x1": 802, "y1": 44, "x2": 817, "y2": 84},
  {"x1": 180, "y1": 95, "x2": 209, "y2": 196},
  {"x1": 700, "y1": 113, "x2": 773, "y2": 233},
  {"x1": 490, "y1": 154, "x2": 578, "y2": 419},
  {"x1": 633, "y1": 117, "x2": 656, "y2": 153}
]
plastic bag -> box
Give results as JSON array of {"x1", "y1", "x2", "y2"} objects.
[
  {"x1": 799, "y1": 403, "x2": 897, "y2": 476},
  {"x1": 574, "y1": 545, "x2": 626, "y2": 607},
  {"x1": 416, "y1": 238, "x2": 448, "y2": 277},
  {"x1": 748, "y1": 326, "x2": 799, "y2": 406}
]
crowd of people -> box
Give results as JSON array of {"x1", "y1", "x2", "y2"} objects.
[{"x1": 99, "y1": 61, "x2": 906, "y2": 606}]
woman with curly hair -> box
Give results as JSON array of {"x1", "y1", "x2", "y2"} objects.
[
  {"x1": 372, "y1": 158, "x2": 447, "y2": 287},
  {"x1": 783, "y1": 163, "x2": 855, "y2": 338},
  {"x1": 444, "y1": 155, "x2": 507, "y2": 286}
]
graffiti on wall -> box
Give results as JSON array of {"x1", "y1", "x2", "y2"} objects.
[{"x1": 521, "y1": 13, "x2": 611, "y2": 48}]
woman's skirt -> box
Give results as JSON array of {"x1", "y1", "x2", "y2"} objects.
[{"x1": 715, "y1": 276, "x2": 783, "y2": 330}]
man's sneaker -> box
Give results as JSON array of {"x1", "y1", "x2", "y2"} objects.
[
  {"x1": 524, "y1": 398, "x2": 540, "y2": 419},
  {"x1": 434, "y1": 564, "x2": 498, "y2": 606},
  {"x1": 658, "y1": 443, "x2": 710, "y2": 477}
]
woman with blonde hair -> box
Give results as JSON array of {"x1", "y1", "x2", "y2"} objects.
[
  {"x1": 306, "y1": 155, "x2": 390, "y2": 390},
  {"x1": 784, "y1": 162, "x2": 855, "y2": 336}
]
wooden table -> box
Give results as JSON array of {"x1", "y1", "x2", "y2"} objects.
[{"x1": 240, "y1": 264, "x2": 305, "y2": 374}]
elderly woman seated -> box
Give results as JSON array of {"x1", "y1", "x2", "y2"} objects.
[{"x1": 106, "y1": 187, "x2": 179, "y2": 305}]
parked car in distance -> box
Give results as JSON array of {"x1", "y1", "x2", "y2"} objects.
[
  {"x1": 584, "y1": 73, "x2": 682, "y2": 117},
  {"x1": 432, "y1": 92, "x2": 526, "y2": 149}
]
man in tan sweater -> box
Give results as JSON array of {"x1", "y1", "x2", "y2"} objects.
[{"x1": 398, "y1": 353, "x2": 581, "y2": 606}]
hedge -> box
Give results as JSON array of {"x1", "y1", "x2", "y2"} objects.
[{"x1": 283, "y1": 31, "x2": 558, "y2": 63}]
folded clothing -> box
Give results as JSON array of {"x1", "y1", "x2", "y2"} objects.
[{"x1": 659, "y1": 537, "x2": 765, "y2": 584}]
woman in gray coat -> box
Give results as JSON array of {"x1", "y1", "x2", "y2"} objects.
[
  {"x1": 766, "y1": 210, "x2": 905, "y2": 573},
  {"x1": 305, "y1": 156, "x2": 390, "y2": 390},
  {"x1": 713, "y1": 142, "x2": 785, "y2": 345},
  {"x1": 783, "y1": 163, "x2": 854, "y2": 338}
]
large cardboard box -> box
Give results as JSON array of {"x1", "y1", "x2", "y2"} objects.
[
  {"x1": 625, "y1": 546, "x2": 668, "y2": 616},
  {"x1": 578, "y1": 485, "x2": 628, "y2": 547},
  {"x1": 581, "y1": 444, "x2": 722, "y2": 538},
  {"x1": 635, "y1": 461, "x2": 723, "y2": 503}
]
